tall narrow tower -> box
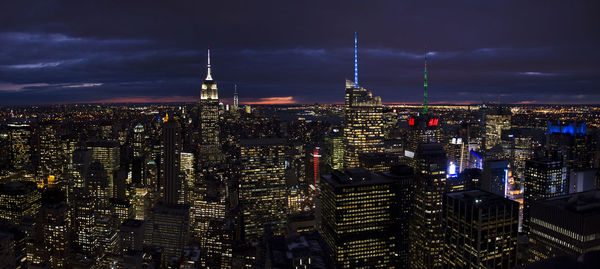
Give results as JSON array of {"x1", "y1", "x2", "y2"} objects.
[
  {"x1": 343, "y1": 32, "x2": 384, "y2": 168},
  {"x1": 233, "y1": 84, "x2": 239, "y2": 109},
  {"x1": 423, "y1": 53, "x2": 429, "y2": 115}
]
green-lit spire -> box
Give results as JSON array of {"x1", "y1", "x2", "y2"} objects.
[{"x1": 423, "y1": 53, "x2": 428, "y2": 115}]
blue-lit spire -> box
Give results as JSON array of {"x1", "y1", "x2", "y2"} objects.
[
  {"x1": 423, "y1": 51, "x2": 429, "y2": 115},
  {"x1": 354, "y1": 32, "x2": 358, "y2": 87}
]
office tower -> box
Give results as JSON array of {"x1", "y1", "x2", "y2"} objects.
[
  {"x1": 547, "y1": 121, "x2": 593, "y2": 170},
  {"x1": 444, "y1": 190, "x2": 519, "y2": 268},
  {"x1": 324, "y1": 130, "x2": 344, "y2": 171},
  {"x1": 36, "y1": 122, "x2": 64, "y2": 188},
  {"x1": 233, "y1": 84, "x2": 239, "y2": 109},
  {"x1": 501, "y1": 128, "x2": 534, "y2": 179},
  {"x1": 111, "y1": 198, "x2": 134, "y2": 228},
  {"x1": 482, "y1": 159, "x2": 509, "y2": 197},
  {"x1": 180, "y1": 151, "x2": 194, "y2": 203},
  {"x1": 239, "y1": 138, "x2": 287, "y2": 241},
  {"x1": 162, "y1": 118, "x2": 182, "y2": 204},
  {"x1": 483, "y1": 106, "x2": 511, "y2": 150},
  {"x1": 199, "y1": 48, "x2": 221, "y2": 162},
  {"x1": 133, "y1": 123, "x2": 145, "y2": 158},
  {"x1": 528, "y1": 190, "x2": 600, "y2": 262},
  {"x1": 71, "y1": 187, "x2": 96, "y2": 257},
  {"x1": 406, "y1": 56, "x2": 442, "y2": 153},
  {"x1": 37, "y1": 189, "x2": 70, "y2": 268},
  {"x1": 69, "y1": 149, "x2": 92, "y2": 190},
  {"x1": 319, "y1": 168, "x2": 395, "y2": 268},
  {"x1": 447, "y1": 137, "x2": 468, "y2": 173},
  {"x1": 0, "y1": 181, "x2": 41, "y2": 224},
  {"x1": 149, "y1": 202, "x2": 190, "y2": 263},
  {"x1": 409, "y1": 143, "x2": 447, "y2": 269},
  {"x1": 118, "y1": 219, "x2": 145, "y2": 252},
  {"x1": 189, "y1": 174, "x2": 228, "y2": 268},
  {"x1": 381, "y1": 165, "x2": 413, "y2": 268},
  {"x1": 7, "y1": 123, "x2": 32, "y2": 171},
  {"x1": 523, "y1": 158, "x2": 568, "y2": 233},
  {"x1": 87, "y1": 140, "x2": 120, "y2": 198},
  {"x1": 343, "y1": 33, "x2": 384, "y2": 168}
]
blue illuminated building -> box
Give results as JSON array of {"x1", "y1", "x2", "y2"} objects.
[{"x1": 548, "y1": 121, "x2": 586, "y2": 136}]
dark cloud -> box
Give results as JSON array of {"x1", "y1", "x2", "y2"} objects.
[{"x1": 0, "y1": 0, "x2": 599, "y2": 105}]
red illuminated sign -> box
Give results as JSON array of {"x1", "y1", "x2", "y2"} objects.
[
  {"x1": 428, "y1": 118, "x2": 439, "y2": 126},
  {"x1": 409, "y1": 118, "x2": 415, "y2": 126}
]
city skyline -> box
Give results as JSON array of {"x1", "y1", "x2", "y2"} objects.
[{"x1": 1, "y1": 1, "x2": 599, "y2": 105}]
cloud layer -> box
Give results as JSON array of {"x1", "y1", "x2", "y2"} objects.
[{"x1": 0, "y1": 0, "x2": 599, "y2": 105}]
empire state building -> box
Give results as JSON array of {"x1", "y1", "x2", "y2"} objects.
[{"x1": 199, "y1": 48, "x2": 221, "y2": 160}]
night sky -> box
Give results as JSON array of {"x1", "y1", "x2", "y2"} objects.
[{"x1": 1, "y1": 0, "x2": 599, "y2": 105}]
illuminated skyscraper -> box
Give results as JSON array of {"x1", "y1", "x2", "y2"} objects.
[
  {"x1": 7, "y1": 124, "x2": 32, "y2": 171},
  {"x1": 406, "y1": 55, "x2": 442, "y2": 154},
  {"x1": 37, "y1": 189, "x2": 70, "y2": 268},
  {"x1": 87, "y1": 140, "x2": 120, "y2": 198},
  {"x1": 523, "y1": 158, "x2": 568, "y2": 233},
  {"x1": 319, "y1": 168, "x2": 395, "y2": 268},
  {"x1": 239, "y1": 138, "x2": 287, "y2": 241},
  {"x1": 324, "y1": 130, "x2": 344, "y2": 171},
  {"x1": 483, "y1": 106, "x2": 511, "y2": 150},
  {"x1": 443, "y1": 190, "x2": 519, "y2": 268},
  {"x1": 132, "y1": 123, "x2": 145, "y2": 158},
  {"x1": 37, "y1": 122, "x2": 64, "y2": 188},
  {"x1": 343, "y1": 33, "x2": 384, "y2": 168},
  {"x1": 528, "y1": 190, "x2": 600, "y2": 262},
  {"x1": 190, "y1": 174, "x2": 228, "y2": 268},
  {"x1": 409, "y1": 143, "x2": 447, "y2": 269},
  {"x1": 546, "y1": 121, "x2": 593, "y2": 170},
  {"x1": 199, "y1": 48, "x2": 221, "y2": 162}
]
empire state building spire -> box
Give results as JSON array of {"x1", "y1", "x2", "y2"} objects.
[{"x1": 205, "y1": 47, "x2": 213, "y2": 81}]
